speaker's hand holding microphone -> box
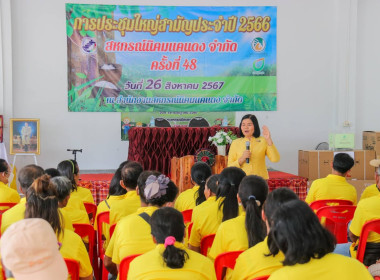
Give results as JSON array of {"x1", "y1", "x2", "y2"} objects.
[{"x1": 239, "y1": 141, "x2": 251, "y2": 165}]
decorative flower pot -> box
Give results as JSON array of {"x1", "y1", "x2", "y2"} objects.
[{"x1": 217, "y1": 145, "x2": 226, "y2": 156}]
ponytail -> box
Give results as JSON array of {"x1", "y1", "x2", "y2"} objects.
[
  {"x1": 191, "y1": 162, "x2": 212, "y2": 206},
  {"x1": 163, "y1": 236, "x2": 189, "y2": 268},
  {"x1": 244, "y1": 195, "x2": 266, "y2": 247},
  {"x1": 25, "y1": 174, "x2": 63, "y2": 237}
]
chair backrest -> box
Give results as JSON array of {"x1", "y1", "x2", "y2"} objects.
[
  {"x1": 0, "y1": 202, "x2": 17, "y2": 214},
  {"x1": 357, "y1": 219, "x2": 380, "y2": 263},
  {"x1": 96, "y1": 211, "x2": 110, "y2": 259},
  {"x1": 182, "y1": 209, "x2": 193, "y2": 224},
  {"x1": 251, "y1": 276, "x2": 270, "y2": 280},
  {"x1": 200, "y1": 234, "x2": 216, "y2": 256},
  {"x1": 214, "y1": 250, "x2": 243, "y2": 280},
  {"x1": 155, "y1": 118, "x2": 171, "y2": 127},
  {"x1": 118, "y1": 254, "x2": 141, "y2": 280},
  {"x1": 72, "y1": 223, "x2": 95, "y2": 266},
  {"x1": 64, "y1": 258, "x2": 80, "y2": 280},
  {"x1": 83, "y1": 202, "x2": 97, "y2": 225},
  {"x1": 188, "y1": 117, "x2": 210, "y2": 127},
  {"x1": 316, "y1": 205, "x2": 356, "y2": 243},
  {"x1": 309, "y1": 199, "x2": 353, "y2": 211},
  {"x1": 110, "y1": 223, "x2": 116, "y2": 239}
]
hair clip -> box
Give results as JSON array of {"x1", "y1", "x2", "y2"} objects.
[{"x1": 144, "y1": 174, "x2": 169, "y2": 200}]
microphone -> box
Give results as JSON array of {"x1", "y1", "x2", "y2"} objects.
[{"x1": 245, "y1": 141, "x2": 250, "y2": 164}]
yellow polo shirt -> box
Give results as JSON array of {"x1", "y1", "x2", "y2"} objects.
[
  {"x1": 109, "y1": 190, "x2": 140, "y2": 225},
  {"x1": 128, "y1": 242, "x2": 216, "y2": 280},
  {"x1": 209, "y1": 213, "x2": 248, "y2": 260},
  {"x1": 188, "y1": 196, "x2": 223, "y2": 248},
  {"x1": 232, "y1": 237, "x2": 284, "y2": 280},
  {"x1": 349, "y1": 194, "x2": 380, "y2": 257},
  {"x1": 268, "y1": 253, "x2": 372, "y2": 280},
  {"x1": 58, "y1": 229, "x2": 92, "y2": 278},
  {"x1": 174, "y1": 185, "x2": 199, "y2": 212},
  {"x1": 305, "y1": 174, "x2": 357, "y2": 205},
  {"x1": 0, "y1": 181, "x2": 20, "y2": 208},
  {"x1": 61, "y1": 207, "x2": 90, "y2": 225},
  {"x1": 1, "y1": 200, "x2": 74, "y2": 234},
  {"x1": 227, "y1": 137, "x2": 280, "y2": 179},
  {"x1": 106, "y1": 206, "x2": 158, "y2": 264},
  {"x1": 66, "y1": 195, "x2": 86, "y2": 211},
  {"x1": 360, "y1": 184, "x2": 379, "y2": 201},
  {"x1": 71, "y1": 186, "x2": 94, "y2": 204}
]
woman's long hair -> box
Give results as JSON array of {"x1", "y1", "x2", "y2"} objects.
[
  {"x1": 217, "y1": 167, "x2": 246, "y2": 222},
  {"x1": 238, "y1": 175, "x2": 268, "y2": 248},
  {"x1": 57, "y1": 160, "x2": 78, "y2": 191},
  {"x1": 151, "y1": 207, "x2": 188, "y2": 268},
  {"x1": 191, "y1": 162, "x2": 212, "y2": 205},
  {"x1": 25, "y1": 174, "x2": 63, "y2": 237}
]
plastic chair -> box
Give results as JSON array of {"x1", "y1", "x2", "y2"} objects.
[
  {"x1": 64, "y1": 258, "x2": 80, "y2": 280},
  {"x1": 200, "y1": 234, "x2": 216, "y2": 256},
  {"x1": 182, "y1": 209, "x2": 193, "y2": 224},
  {"x1": 316, "y1": 205, "x2": 356, "y2": 243},
  {"x1": 118, "y1": 254, "x2": 141, "y2": 280},
  {"x1": 309, "y1": 199, "x2": 353, "y2": 211},
  {"x1": 73, "y1": 223, "x2": 96, "y2": 272},
  {"x1": 251, "y1": 276, "x2": 270, "y2": 280},
  {"x1": 0, "y1": 202, "x2": 17, "y2": 214},
  {"x1": 356, "y1": 219, "x2": 380, "y2": 264},
  {"x1": 96, "y1": 211, "x2": 110, "y2": 280},
  {"x1": 83, "y1": 202, "x2": 97, "y2": 225},
  {"x1": 214, "y1": 250, "x2": 243, "y2": 280}
]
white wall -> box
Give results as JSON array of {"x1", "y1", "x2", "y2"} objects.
[{"x1": 1, "y1": 0, "x2": 374, "y2": 174}]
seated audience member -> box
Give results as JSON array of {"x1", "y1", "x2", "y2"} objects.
[
  {"x1": 104, "y1": 171, "x2": 178, "y2": 277},
  {"x1": 209, "y1": 175, "x2": 268, "y2": 260},
  {"x1": 51, "y1": 176, "x2": 90, "y2": 225},
  {"x1": 174, "y1": 162, "x2": 212, "y2": 212},
  {"x1": 305, "y1": 153, "x2": 357, "y2": 205},
  {"x1": 95, "y1": 161, "x2": 128, "y2": 248},
  {"x1": 0, "y1": 159, "x2": 20, "y2": 206},
  {"x1": 128, "y1": 207, "x2": 216, "y2": 280},
  {"x1": 267, "y1": 200, "x2": 372, "y2": 280},
  {"x1": 189, "y1": 167, "x2": 246, "y2": 252},
  {"x1": 359, "y1": 158, "x2": 380, "y2": 201},
  {"x1": 1, "y1": 164, "x2": 44, "y2": 234},
  {"x1": 44, "y1": 168, "x2": 60, "y2": 178},
  {"x1": 109, "y1": 161, "x2": 143, "y2": 225},
  {"x1": 57, "y1": 159, "x2": 94, "y2": 205},
  {"x1": 25, "y1": 175, "x2": 93, "y2": 280},
  {"x1": 0, "y1": 218, "x2": 68, "y2": 280},
  {"x1": 232, "y1": 188, "x2": 298, "y2": 280}
]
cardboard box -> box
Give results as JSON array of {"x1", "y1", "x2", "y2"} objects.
[
  {"x1": 298, "y1": 150, "x2": 376, "y2": 181},
  {"x1": 363, "y1": 131, "x2": 380, "y2": 156},
  {"x1": 329, "y1": 133, "x2": 355, "y2": 149},
  {"x1": 347, "y1": 179, "x2": 376, "y2": 201}
]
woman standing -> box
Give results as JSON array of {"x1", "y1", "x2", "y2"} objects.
[{"x1": 228, "y1": 114, "x2": 280, "y2": 179}]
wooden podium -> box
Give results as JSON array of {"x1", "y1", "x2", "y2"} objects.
[{"x1": 170, "y1": 155, "x2": 228, "y2": 193}]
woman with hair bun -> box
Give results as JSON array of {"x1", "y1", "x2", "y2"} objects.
[
  {"x1": 175, "y1": 162, "x2": 212, "y2": 212},
  {"x1": 128, "y1": 207, "x2": 216, "y2": 280}
]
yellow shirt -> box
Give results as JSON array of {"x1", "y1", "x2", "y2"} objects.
[
  {"x1": 109, "y1": 191, "x2": 140, "y2": 225},
  {"x1": 58, "y1": 229, "x2": 93, "y2": 278},
  {"x1": 232, "y1": 237, "x2": 284, "y2": 280},
  {"x1": 1, "y1": 201, "x2": 74, "y2": 234},
  {"x1": 66, "y1": 195, "x2": 86, "y2": 211},
  {"x1": 209, "y1": 213, "x2": 248, "y2": 260},
  {"x1": 61, "y1": 207, "x2": 90, "y2": 225},
  {"x1": 305, "y1": 174, "x2": 357, "y2": 205},
  {"x1": 268, "y1": 253, "x2": 372, "y2": 280},
  {"x1": 227, "y1": 137, "x2": 280, "y2": 179},
  {"x1": 128, "y1": 243, "x2": 217, "y2": 280},
  {"x1": 189, "y1": 196, "x2": 223, "y2": 248},
  {"x1": 71, "y1": 186, "x2": 94, "y2": 204},
  {"x1": 360, "y1": 184, "x2": 379, "y2": 201},
  {"x1": 106, "y1": 206, "x2": 158, "y2": 264},
  {"x1": 0, "y1": 181, "x2": 20, "y2": 208},
  {"x1": 174, "y1": 185, "x2": 199, "y2": 212}
]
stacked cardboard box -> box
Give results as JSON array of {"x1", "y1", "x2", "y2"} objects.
[
  {"x1": 363, "y1": 131, "x2": 380, "y2": 157},
  {"x1": 298, "y1": 150, "x2": 375, "y2": 181}
]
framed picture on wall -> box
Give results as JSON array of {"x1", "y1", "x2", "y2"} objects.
[{"x1": 10, "y1": 119, "x2": 40, "y2": 154}]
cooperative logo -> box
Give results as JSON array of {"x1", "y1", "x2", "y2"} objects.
[
  {"x1": 252, "y1": 37, "x2": 266, "y2": 52},
  {"x1": 253, "y1": 58, "x2": 265, "y2": 73},
  {"x1": 81, "y1": 37, "x2": 97, "y2": 54}
]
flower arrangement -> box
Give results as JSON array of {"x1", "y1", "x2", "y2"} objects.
[{"x1": 208, "y1": 130, "x2": 237, "y2": 146}]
